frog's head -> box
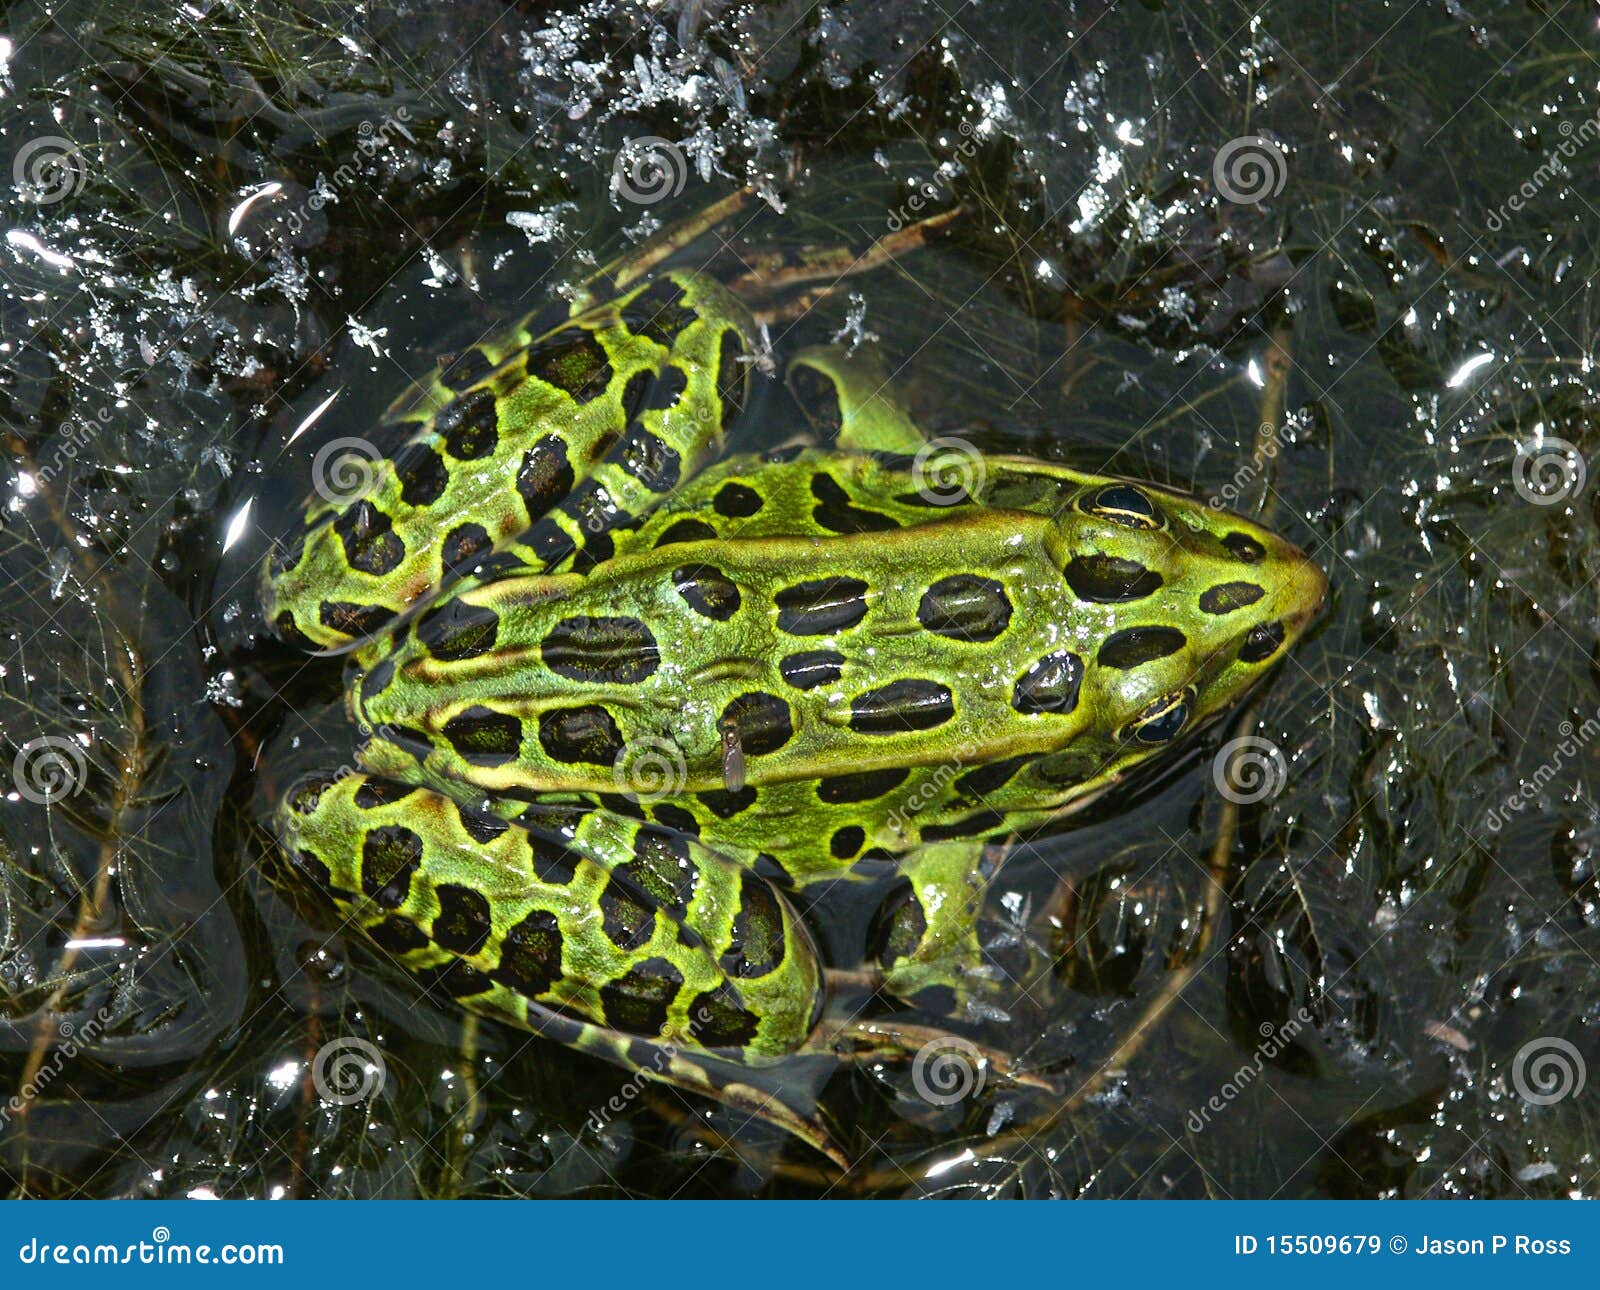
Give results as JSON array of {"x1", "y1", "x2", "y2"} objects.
[{"x1": 1042, "y1": 477, "x2": 1326, "y2": 770}]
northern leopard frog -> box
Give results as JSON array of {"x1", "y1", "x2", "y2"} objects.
[{"x1": 259, "y1": 202, "x2": 1326, "y2": 1163}]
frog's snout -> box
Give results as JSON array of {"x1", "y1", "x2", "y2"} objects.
[{"x1": 1269, "y1": 538, "x2": 1329, "y2": 638}]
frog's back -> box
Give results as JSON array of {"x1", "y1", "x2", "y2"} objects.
[{"x1": 353, "y1": 454, "x2": 1323, "y2": 876}]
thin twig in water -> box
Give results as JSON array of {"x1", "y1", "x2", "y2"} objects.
[{"x1": 3, "y1": 434, "x2": 147, "y2": 1197}]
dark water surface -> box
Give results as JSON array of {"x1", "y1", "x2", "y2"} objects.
[{"x1": 1, "y1": 0, "x2": 1598, "y2": 1197}]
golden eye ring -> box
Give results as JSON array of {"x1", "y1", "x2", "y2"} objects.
[
  {"x1": 1118, "y1": 687, "x2": 1195, "y2": 745},
  {"x1": 1079, "y1": 483, "x2": 1165, "y2": 531}
]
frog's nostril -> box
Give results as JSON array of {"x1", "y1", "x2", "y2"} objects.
[
  {"x1": 1238, "y1": 621, "x2": 1286, "y2": 664},
  {"x1": 1220, "y1": 531, "x2": 1268, "y2": 564}
]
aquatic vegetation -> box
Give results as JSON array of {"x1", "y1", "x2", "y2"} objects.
[{"x1": 1, "y1": 0, "x2": 1597, "y2": 1198}]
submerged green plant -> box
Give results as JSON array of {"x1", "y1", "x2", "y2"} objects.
[{"x1": 0, "y1": 0, "x2": 1596, "y2": 1198}]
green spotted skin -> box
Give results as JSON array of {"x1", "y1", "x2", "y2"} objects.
[
  {"x1": 263, "y1": 263, "x2": 1327, "y2": 1158},
  {"x1": 276, "y1": 770, "x2": 834, "y2": 1151},
  {"x1": 262, "y1": 273, "x2": 752, "y2": 650},
  {"x1": 279, "y1": 772, "x2": 821, "y2": 1059},
  {"x1": 352, "y1": 455, "x2": 1324, "y2": 892}
]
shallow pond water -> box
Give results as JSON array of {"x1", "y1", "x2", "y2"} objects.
[{"x1": 1, "y1": 0, "x2": 1598, "y2": 1198}]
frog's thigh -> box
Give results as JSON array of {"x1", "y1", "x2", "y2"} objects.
[
  {"x1": 561, "y1": 273, "x2": 756, "y2": 560},
  {"x1": 473, "y1": 270, "x2": 760, "y2": 574},
  {"x1": 274, "y1": 772, "x2": 824, "y2": 1063},
  {"x1": 786, "y1": 344, "x2": 928, "y2": 454},
  {"x1": 871, "y1": 839, "x2": 993, "y2": 1007},
  {"x1": 276, "y1": 771, "x2": 847, "y2": 1159},
  {"x1": 262, "y1": 271, "x2": 757, "y2": 651}
]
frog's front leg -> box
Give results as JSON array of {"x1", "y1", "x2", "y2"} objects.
[
  {"x1": 272, "y1": 771, "x2": 845, "y2": 1164},
  {"x1": 785, "y1": 345, "x2": 928, "y2": 455},
  {"x1": 870, "y1": 839, "x2": 1001, "y2": 1010},
  {"x1": 262, "y1": 271, "x2": 756, "y2": 652}
]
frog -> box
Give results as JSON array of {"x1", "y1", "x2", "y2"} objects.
[{"x1": 257, "y1": 195, "x2": 1327, "y2": 1164}]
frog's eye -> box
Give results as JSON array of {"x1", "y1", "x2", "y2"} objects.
[
  {"x1": 1081, "y1": 484, "x2": 1165, "y2": 530},
  {"x1": 1119, "y1": 689, "x2": 1193, "y2": 746}
]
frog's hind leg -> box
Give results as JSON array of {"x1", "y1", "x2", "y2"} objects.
[
  {"x1": 275, "y1": 267, "x2": 758, "y2": 647},
  {"x1": 580, "y1": 191, "x2": 962, "y2": 321},
  {"x1": 272, "y1": 771, "x2": 846, "y2": 1164},
  {"x1": 536, "y1": 271, "x2": 761, "y2": 574},
  {"x1": 502, "y1": 1002, "x2": 847, "y2": 1167}
]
